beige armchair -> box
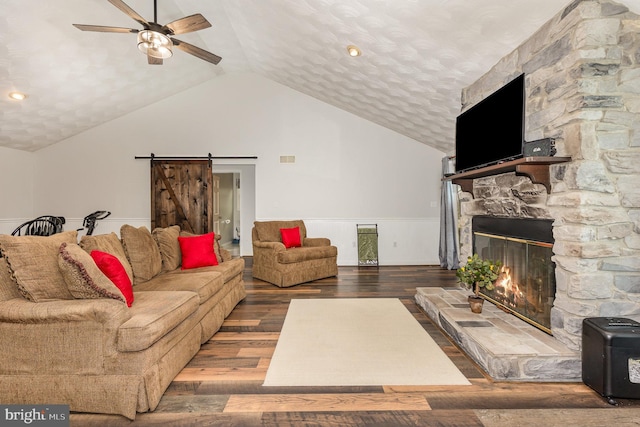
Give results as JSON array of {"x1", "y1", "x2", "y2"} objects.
[{"x1": 252, "y1": 220, "x2": 338, "y2": 287}]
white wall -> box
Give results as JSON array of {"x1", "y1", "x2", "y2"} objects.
[
  {"x1": 0, "y1": 147, "x2": 34, "y2": 234},
  {"x1": 25, "y1": 73, "x2": 445, "y2": 264}
]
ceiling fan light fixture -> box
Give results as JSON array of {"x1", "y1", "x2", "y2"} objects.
[
  {"x1": 137, "y1": 30, "x2": 173, "y2": 59},
  {"x1": 73, "y1": 0, "x2": 220, "y2": 65}
]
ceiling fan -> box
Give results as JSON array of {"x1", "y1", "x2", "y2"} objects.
[{"x1": 73, "y1": 0, "x2": 221, "y2": 65}]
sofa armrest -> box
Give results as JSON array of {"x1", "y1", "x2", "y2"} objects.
[
  {"x1": 0, "y1": 298, "x2": 132, "y2": 375},
  {"x1": 0, "y1": 297, "x2": 131, "y2": 325},
  {"x1": 253, "y1": 241, "x2": 286, "y2": 251},
  {"x1": 220, "y1": 247, "x2": 232, "y2": 261},
  {"x1": 304, "y1": 237, "x2": 331, "y2": 247}
]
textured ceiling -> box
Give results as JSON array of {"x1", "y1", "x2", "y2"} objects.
[{"x1": 1, "y1": 0, "x2": 637, "y2": 153}]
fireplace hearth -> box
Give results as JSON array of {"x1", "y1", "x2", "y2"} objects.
[
  {"x1": 473, "y1": 216, "x2": 555, "y2": 334},
  {"x1": 415, "y1": 287, "x2": 581, "y2": 381}
]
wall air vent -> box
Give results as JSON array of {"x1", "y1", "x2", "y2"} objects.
[{"x1": 280, "y1": 155, "x2": 295, "y2": 163}]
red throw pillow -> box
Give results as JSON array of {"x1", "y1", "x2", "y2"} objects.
[
  {"x1": 90, "y1": 250, "x2": 134, "y2": 307},
  {"x1": 178, "y1": 232, "x2": 219, "y2": 269},
  {"x1": 280, "y1": 227, "x2": 302, "y2": 248}
]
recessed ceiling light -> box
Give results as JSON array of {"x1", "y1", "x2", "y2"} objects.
[
  {"x1": 346, "y1": 45, "x2": 361, "y2": 57},
  {"x1": 8, "y1": 92, "x2": 27, "y2": 101}
]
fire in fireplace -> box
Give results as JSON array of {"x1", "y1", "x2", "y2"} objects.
[{"x1": 472, "y1": 216, "x2": 556, "y2": 334}]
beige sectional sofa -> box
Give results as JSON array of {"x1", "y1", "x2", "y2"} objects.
[{"x1": 0, "y1": 224, "x2": 246, "y2": 420}]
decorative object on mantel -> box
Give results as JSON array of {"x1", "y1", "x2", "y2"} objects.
[{"x1": 456, "y1": 254, "x2": 502, "y2": 313}]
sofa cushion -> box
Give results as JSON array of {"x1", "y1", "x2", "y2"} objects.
[
  {"x1": 120, "y1": 225, "x2": 163, "y2": 284},
  {"x1": 178, "y1": 233, "x2": 218, "y2": 269},
  {"x1": 277, "y1": 245, "x2": 338, "y2": 264},
  {"x1": 79, "y1": 232, "x2": 134, "y2": 284},
  {"x1": 117, "y1": 290, "x2": 199, "y2": 352},
  {"x1": 58, "y1": 243, "x2": 126, "y2": 304},
  {"x1": 254, "y1": 220, "x2": 307, "y2": 243},
  {"x1": 91, "y1": 250, "x2": 134, "y2": 307},
  {"x1": 167, "y1": 257, "x2": 244, "y2": 284},
  {"x1": 0, "y1": 231, "x2": 78, "y2": 302},
  {"x1": 280, "y1": 227, "x2": 302, "y2": 248},
  {"x1": 152, "y1": 225, "x2": 181, "y2": 272},
  {"x1": 134, "y1": 270, "x2": 224, "y2": 305}
]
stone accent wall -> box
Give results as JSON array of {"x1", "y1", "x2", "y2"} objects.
[{"x1": 457, "y1": 0, "x2": 640, "y2": 350}]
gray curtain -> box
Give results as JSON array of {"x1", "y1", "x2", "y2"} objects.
[{"x1": 438, "y1": 156, "x2": 460, "y2": 270}]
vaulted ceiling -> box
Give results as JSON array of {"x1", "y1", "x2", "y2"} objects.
[{"x1": 1, "y1": 0, "x2": 636, "y2": 153}]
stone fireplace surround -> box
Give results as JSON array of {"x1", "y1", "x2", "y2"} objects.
[{"x1": 418, "y1": 0, "x2": 640, "y2": 380}]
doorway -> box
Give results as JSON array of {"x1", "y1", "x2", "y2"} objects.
[
  {"x1": 214, "y1": 173, "x2": 240, "y2": 257},
  {"x1": 212, "y1": 163, "x2": 256, "y2": 257}
]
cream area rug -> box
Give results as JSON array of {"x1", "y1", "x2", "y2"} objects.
[{"x1": 263, "y1": 298, "x2": 470, "y2": 386}]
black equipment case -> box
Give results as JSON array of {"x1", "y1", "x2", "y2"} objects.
[{"x1": 582, "y1": 317, "x2": 640, "y2": 402}]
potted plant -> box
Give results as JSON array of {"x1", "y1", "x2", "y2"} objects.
[{"x1": 456, "y1": 254, "x2": 502, "y2": 313}]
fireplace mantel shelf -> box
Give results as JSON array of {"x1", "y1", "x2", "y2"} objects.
[{"x1": 444, "y1": 156, "x2": 571, "y2": 195}]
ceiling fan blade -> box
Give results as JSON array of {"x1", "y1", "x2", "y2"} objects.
[
  {"x1": 172, "y1": 38, "x2": 222, "y2": 65},
  {"x1": 108, "y1": 0, "x2": 149, "y2": 27},
  {"x1": 163, "y1": 14, "x2": 211, "y2": 35},
  {"x1": 148, "y1": 54, "x2": 163, "y2": 65},
  {"x1": 73, "y1": 24, "x2": 138, "y2": 33}
]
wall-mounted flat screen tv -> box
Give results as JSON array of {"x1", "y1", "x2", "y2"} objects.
[{"x1": 455, "y1": 73, "x2": 525, "y2": 173}]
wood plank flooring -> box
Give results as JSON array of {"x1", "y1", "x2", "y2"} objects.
[{"x1": 71, "y1": 261, "x2": 640, "y2": 426}]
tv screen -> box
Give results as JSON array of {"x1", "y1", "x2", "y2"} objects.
[{"x1": 455, "y1": 74, "x2": 525, "y2": 173}]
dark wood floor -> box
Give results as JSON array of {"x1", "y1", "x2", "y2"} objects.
[{"x1": 72, "y1": 261, "x2": 640, "y2": 426}]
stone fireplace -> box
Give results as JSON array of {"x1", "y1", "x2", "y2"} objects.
[
  {"x1": 416, "y1": 0, "x2": 640, "y2": 380},
  {"x1": 455, "y1": 0, "x2": 640, "y2": 352}
]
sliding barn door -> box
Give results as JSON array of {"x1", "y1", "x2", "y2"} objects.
[{"x1": 150, "y1": 160, "x2": 213, "y2": 234}]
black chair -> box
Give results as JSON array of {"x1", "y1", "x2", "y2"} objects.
[
  {"x1": 11, "y1": 216, "x2": 66, "y2": 236},
  {"x1": 82, "y1": 211, "x2": 111, "y2": 236}
]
